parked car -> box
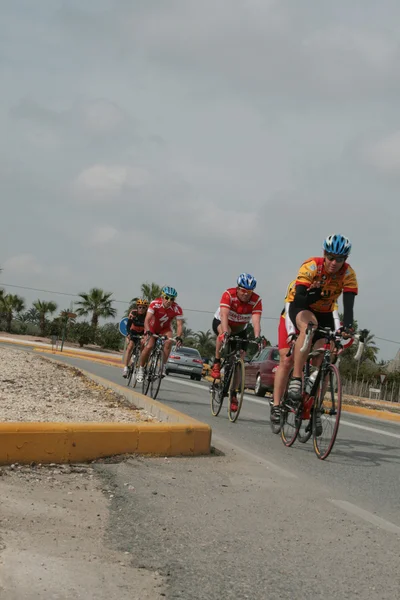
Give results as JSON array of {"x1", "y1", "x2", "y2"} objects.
[
  {"x1": 244, "y1": 346, "x2": 280, "y2": 396},
  {"x1": 165, "y1": 346, "x2": 203, "y2": 380}
]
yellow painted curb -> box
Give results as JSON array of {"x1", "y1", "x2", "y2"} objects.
[
  {"x1": 0, "y1": 421, "x2": 211, "y2": 465},
  {"x1": 0, "y1": 355, "x2": 212, "y2": 465},
  {"x1": 34, "y1": 348, "x2": 122, "y2": 368},
  {"x1": 339, "y1": 404, "x2": 400, "y2": 422}
]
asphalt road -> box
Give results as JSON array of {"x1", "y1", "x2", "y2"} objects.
[{"x1": 6, "y1": 346, "x2": 400, "y2": 599}]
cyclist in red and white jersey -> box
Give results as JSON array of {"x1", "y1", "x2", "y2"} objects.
[
  {"x1": 210, "y1": 273, "x2": 263, "y2": 410},
  {"x1": 136, "y1": 286, "x2": 184, "y2": 383}
]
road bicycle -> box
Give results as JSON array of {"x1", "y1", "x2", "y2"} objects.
[
  {"x1": 126, "y1": 335, "x2": 144, "y2": 388},
  {"x1": 142, "y1": 334, "x2": 178, "y2": 399},
  {"x1": 279, "y1": 324, "x2": 366, "y2": 460},
  {"x1": 210, "y1": 335, "x2": 259, "y2": 423}
]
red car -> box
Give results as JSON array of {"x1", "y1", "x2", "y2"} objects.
[{"x1": 244, "y1": 346, "x2": 280, "y2": 396}]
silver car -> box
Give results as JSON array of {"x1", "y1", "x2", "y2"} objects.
[{"x1": 165, "y1": 346, "x2": 203, "y2": 381}]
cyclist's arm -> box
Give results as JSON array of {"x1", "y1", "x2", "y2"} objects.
[
  {"x1": 333, "y1": 308, "x2": 341, "y2": 332},
  {"x1": 175, "y1": 318, "x2": 184, "y2": 338},
  {"x1": 144, "y1": 310, "x2": 154, "y2": 332},
  {"x1": 342, "y1": 292, "x2": 356, "y2": 329},
  {"x1": 285, "y1": 302, "x2": 296, "y2": 336},
  {"x1": 219, "y1": 306, "x2": 230, "y2": 334},
  {"x1": 292, "y1": 284, "x2": 322, "y2": 309},
  {"x1": 251, "y1": 312, "x2": 261, "y2": 338}
]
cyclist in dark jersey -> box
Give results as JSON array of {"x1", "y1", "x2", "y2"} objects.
[{"x1": 122, "y1": 298, "x2": 149, "y2": 377}]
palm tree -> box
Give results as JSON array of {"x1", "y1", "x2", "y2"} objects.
[
  {"x1": 33, "y1": 300, "x2": 58, "y2": 337},
  {"x1": 140, "y1": 282, "x2": 162, "y2": 302},
  {"x1": 125, "y1": 297, "x2": 139, "y2": 316},
  {"x1": 0, "y1": 293, "x2": 25, "y2": 332},
  {"x1": 75, "y1": 288, "x2": 117, "y2": 330},
  {"x1": 194, "y1": 330, "x2": 216, "y2": 358},
  {"x1": 362, "y1": 330, "x2": 379, "y2": 363}
]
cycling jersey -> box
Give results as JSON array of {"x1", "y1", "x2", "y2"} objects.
[
  {"x1": 286, "y1": 257, "x2": 358, "y2": 313},
  {"x1": 127, "y1": 309, "x2": 146, "y2": 334},
  {"x1": 147, "y1": 298, "x2": 184, "y2": 334},
  {"x1": 214, "y1": 287, "x2": 262, "y2": 329},
  {"x1": 278, "y1": 279, "x2": 341, "y2": 349}
]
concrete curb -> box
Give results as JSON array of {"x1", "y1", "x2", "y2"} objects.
[
  {"x1": 0, "y1": 357, "x2": 211, "y2": 465},
  {"x1": 34, "y1": 347, "x2": 122, "y2": 368}
]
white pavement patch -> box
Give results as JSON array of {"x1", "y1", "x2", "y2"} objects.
[
  {"x1": 165, "y1": 377, "x2": 400, "y2": 438},
  {"x1": 330, "y1": 500, "x2": 400, "y2": 535}
]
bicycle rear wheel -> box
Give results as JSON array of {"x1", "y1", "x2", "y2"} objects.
[
  {"x1": 313, "y1": 363, "x2": 342, "y2": 460},
  {"x1": 228, "y1": 358, "x2": 245, "y2": 423},
  {"x1": 210, "y1": 380, "x2": 224, "y2": 416},
  {"x1": 150, "y1": 351, "x2": 163, "y2": 399},
  {"x1": 142, "y1": 355, "x2": 152, "y2": 396},
  {"x1": 129, "y1": 350, "x2": 141, "y2": 388},
  {"x1": 280, "y1": 376, "x2": 301, "y2": 447}
]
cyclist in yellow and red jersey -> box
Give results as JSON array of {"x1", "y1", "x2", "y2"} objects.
[
  {"x1": 122, "y1": 298, "x2": 149, "y2": 378},
  {"x1": 285, "y1": 234, "x2": 358, "y2": 406},
  {"x1": 210, "y1": 273, "x2": 263, "y2": 412},
  {"x1": 269, "y1": 280, "x2": 341, "y2": 425}
]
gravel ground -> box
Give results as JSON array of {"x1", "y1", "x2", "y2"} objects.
[{"x1": 0, "y1": 347, "x2": 156, "y2": 423}]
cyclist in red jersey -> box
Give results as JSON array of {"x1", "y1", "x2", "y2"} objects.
[
  {"x1": 136, "y1": 286, "x2": 184, "y2": 383},
  {"x1": 210, "y1": 273, "x2": 263, "y2": 411}
]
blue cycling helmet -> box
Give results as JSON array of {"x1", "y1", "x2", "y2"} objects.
[
  {"x1": 237, "y1": 273, "x2": 257, "y2": 290},
  {"x1": 161, "y1": 286, "x2": 178, "y2": 299},
  {"x1": 323, "y1": 234, "x2": 352, "y2": 257}
]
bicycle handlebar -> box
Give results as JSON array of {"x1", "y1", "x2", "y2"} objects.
[{"x1": 299, "y1": 322, "x2": 366, "y2": 360}]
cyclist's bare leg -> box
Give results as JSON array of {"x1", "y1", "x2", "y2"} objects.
[
  {"x1": 272, "y1": 349, "x2": 294, "y2": 407},
  {"x1": 214, "y1": 324, "x2": 232, "y2": 359},
  {"x1": 139, "y1": 336, "x2": 155, "y2": 367},
  {"x1": 162, "y1": 331, "x2": 174, "y2": 364},
  {"x1": 293, "y1": 311, "x2": 318, "y2": 378},
  {"x1": 124, "y1": 339, "x2": 135, "y2": 367}
]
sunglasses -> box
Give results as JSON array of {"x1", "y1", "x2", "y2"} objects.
[
  {"x1": 325, "y1": 253, "x2": 347, "y2": 263},
  {"x1": 162, "y1": 295, "x2": 175, "y2": 301},
  {"x1": 137, "y1": 305, "x2": 147, "y2": 309}
]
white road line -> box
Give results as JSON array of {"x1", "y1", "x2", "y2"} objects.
[
  {"x1": 338, "y1": 420, "x2": 400, "y2": 440},
  {"x1": 164, "y1": 377, "x2": 400, "y2": 438},
  {"x1": 330, "y1": 500, "x2": 400, "y2": 535}
]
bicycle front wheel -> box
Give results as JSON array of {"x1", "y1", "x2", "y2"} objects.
[
  {"x1": 142, "y1": 355, "x2": 152, "y2": 396},
  {"x1": 228, "y1": 358, "x2": 245, "y2": 423},
  {"x1": 210, "y1": 380, "x2": 224, "y2": 416},
  {"x1": 313, "y1": 363, "x2": 342, "y2": 460},
  {"x1": 280, "y1": 376, "x2": 301, "y2": 447},
  {"x1": 130, "y1": 351, "x2": 141, "y2": 388},
  {"x1": 150, "y1": 351, "x2": 163, "y2": 399}
]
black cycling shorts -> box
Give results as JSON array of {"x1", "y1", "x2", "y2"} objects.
[
  {"x1": 128, "y1": 331, "x2": 142, "y2": 343},
  {"x1": 288, "y1": 305, "x2": 334, "y2": 342},
  {"x1": 212, "y1": 318, "x2": 249, "y2": 351}
]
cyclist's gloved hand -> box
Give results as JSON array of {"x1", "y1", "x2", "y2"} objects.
[
  {"x1": 175, "y1": 336, "x2": 183, "y2": 347},
  {"x1": 254, "y1": 336, "x2": 263, "y2": 349},
  {"x1": 218, "y1": 331, "x2": 229, "y2": 343}
]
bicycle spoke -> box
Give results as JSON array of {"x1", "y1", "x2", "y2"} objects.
[
  {"x1": 150, "y1": 351, "x2": 163, "y2": 399},
  {"x1": 313, "y1": 364, "x2": 342, "y2": 460},
  {"x1": 228, "y1": 359, "x2": 245, "y2": 423},
  {"x1": 281, "y1": 372, "x2": 301, "y2": 446}
]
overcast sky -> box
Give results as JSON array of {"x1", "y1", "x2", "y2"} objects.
[{"x1": 1, "y1": 1, "x2": 399, "y2": 360}]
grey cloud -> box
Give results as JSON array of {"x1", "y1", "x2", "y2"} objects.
[{"x1": 2, "y1": 1, "x2": 400, "y2": 359}]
